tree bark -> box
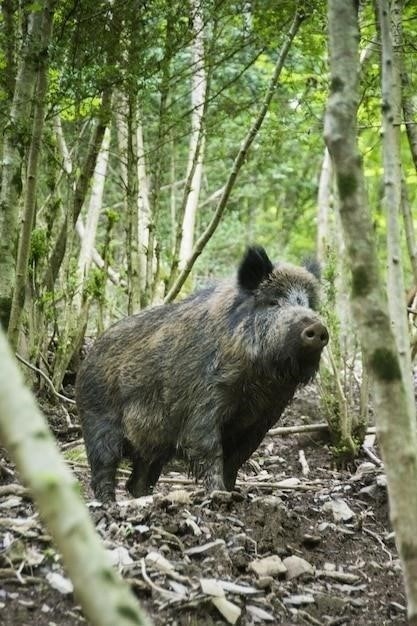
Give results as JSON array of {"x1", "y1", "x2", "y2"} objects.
[
  {"x1": 325, "y1": 1, "x2": 417, "y2": 622},
  {"x1": 136, "y1": 111, "x2": 152, "y2": 298},
  {"x1": 0, "y1": 328, "x2": 153, "y2": 626}
]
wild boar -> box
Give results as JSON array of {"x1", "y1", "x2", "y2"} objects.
[{"x1": 76, "y1": 246, "x2": 328, "y2": 501}]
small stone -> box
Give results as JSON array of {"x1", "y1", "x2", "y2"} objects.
[
  {"x1": 283, "y1": 555, "x2": 314, "y2": 580},
  {"x1": 359, "y1": 484, "x2": 377, "y2": 498},
  {"x1": 255, "y1": 576, "x2": 273, "y2": 589},
  {"x1": 323, "y1": 562, "x2": 336, "y2": 572},
  {"x1": 322, "y1": 498, "x2": 355, "y2": 522},
  {"x1": 249, "y1": 555, "x2": 287, "y2": 578},
  {"x1": 376, "y1": 474, "x2": 387, "y2": 488}
]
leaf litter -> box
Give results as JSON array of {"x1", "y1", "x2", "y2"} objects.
[{"x1": 0, "y1": 385, "x2": 407, "y2": 625}]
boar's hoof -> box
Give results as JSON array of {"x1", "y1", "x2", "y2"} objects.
[{"x1": 301, "y1": 321, "x2": 329, "y2": 351}]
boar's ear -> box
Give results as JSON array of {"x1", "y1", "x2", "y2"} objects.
[
  {"x1": 238, "y1": 246, "x2": 274, "y2": 291},
  {"x1": 303, "y1": 259, "x2": 321, "y2": 280}
]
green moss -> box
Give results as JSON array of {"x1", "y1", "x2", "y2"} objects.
[
  {"x1": 0, "y1": 296, "x2": 11, "y2": 330},
  {"x1": 42, "y1": 475, "x2": 60, "y2": 489},
  {"x1": 351, "y1": 265, "x2": 370, "y2": 297},
  {"x1": 370, "y1": 348, "x2": 401, "y2": 381},
  {"x1": 337, "y1": 172, "x2": 357, "y2": 199},
  {"x1": 33, "y1": 430, "x2": 48, "y2": 440},
  {"x1": 330, "y1": 76, "x2": 344, "y2": 93},
  {"x1": 117, "y1": 605, "x2": 141, "y2": 623},
  {"x1": 101, "y1": 568, "x2": 116, "y2": 582}
]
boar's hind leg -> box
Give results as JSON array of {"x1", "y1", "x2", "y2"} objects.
[
  {"x1": 83, "y1": 416, "x2": 123, "y2": 502},
  {"x1": 126, "y1": 452, "x2": 170, "y2": 497}
]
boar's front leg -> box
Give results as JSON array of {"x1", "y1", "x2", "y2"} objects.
[
  {"x1": 183, "y1": 411, "x2": 226, "y2": 491},
  {"x1": 222, "y1": 421, "x2": 271, "y2": 490}
]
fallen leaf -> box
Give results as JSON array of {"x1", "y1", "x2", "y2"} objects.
[
  {"x1": 218, "y1": 580, "x2": 261, "y2": 596},
  {"x1": 283, "y1": 593, "x2": 315, "y2": 606},
  {"x1": 246, "y1": 604, "x2": 275, "y2": 622},
  {"x1": 211, "y1": 596, "x2": 241, "y2": 624},
  {"x1": 200, "y1": 578, "x2": 225, "y2": 597},
  {"x1": 46, "y1": 572, "x2": 73, "y2": 594},
  {"x1": 145, "y1": 551, "x2": 187, "y2": 582}
]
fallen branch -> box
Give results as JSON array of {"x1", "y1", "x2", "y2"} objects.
[
  {"x1": 315, "y1": 569, "x2": 360, "y2": 584},
  {"x1": 140, "y1": 558, "x2": 180, "y2": 599},
  {"x1": 268, "y1": 423, "x2": 376, "y2": 437},
  {"x1": 61, "y1": 438, "x2": 84, "y2": 451},
  {"x1": 15, "y1": 353, "x2": 75, "y2": 405}
]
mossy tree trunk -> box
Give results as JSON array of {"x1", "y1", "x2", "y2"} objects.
[
  {"x1": 7, "y1": 0, "x2": 56, "y2": 350},
  {"x1": 325, "y1": 0, "x2": 417, "y2": 622},
  {"x1": 0, "y1": 328, "x2": 153, "y2": 626},
  {"x1": 378, "y1": 0, "x2": 414, "y2": 410},
  {"x1": 0, "y1": 3, "x2": 47, "y2": 329}
]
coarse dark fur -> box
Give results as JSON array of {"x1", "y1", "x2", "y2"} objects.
[{"x1": 76, "y1": 246, "x2": 329, "y2": 501}]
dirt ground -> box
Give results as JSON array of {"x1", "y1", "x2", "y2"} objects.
[{"x1": 0, "y1": 385, "x2": 406, "y2": 626}]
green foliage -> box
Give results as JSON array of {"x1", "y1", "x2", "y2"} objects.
[
  {"x1": 30, "y1": 229, "x2": 49, "y2": 264},
  {"x1": 3, "y1": 0, "x2": 417, "y2": 393},
  {"x1": 85, "y1": 268, "x2": 106, "y2": 301},
  {"x1": 321, "y1": 248, "x2": 341, "y2": 360}
]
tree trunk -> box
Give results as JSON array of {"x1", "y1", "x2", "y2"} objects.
[
  {"x1": 0, "y1": 329, "x2": 153, "y2": 626},
  {"x1": 7, "y1": 1, "x2": 56, "y2": 349},
  {"x1": 0, "y1": 4, "x2": 46, "y2": 328},
  {"x1": 76, "y1": 124, "x2": 112, "y2": 299},
  {"x1": 325, "y1": 1, "x2": 417, "y2": 622},
  {"x1": 378, "y1": 0, "x2": 414, "y2": 412},
  {"x1": 316, "y1": 148, "x2": 332, "y2": 262},
  {"x1": 46, "y1": 95, "x2": 113, "y2": 290},
  {"x1": 137, "y1": 111, "x2": 152, "y2": 299},
  {"x1": 126, "y1": 94, "x2": 141, "y2": 313},
  {"x1": 178, "y1": 0, "x2": 207, "y2": 272}
]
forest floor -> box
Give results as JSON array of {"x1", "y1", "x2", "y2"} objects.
[{"x1": 0, "y1": 384, "x2": 406, "y2": 626}]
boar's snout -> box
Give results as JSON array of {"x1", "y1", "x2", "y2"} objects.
[{"x1": 300, "y1": 321, "x2": 329, "y2": 351}]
